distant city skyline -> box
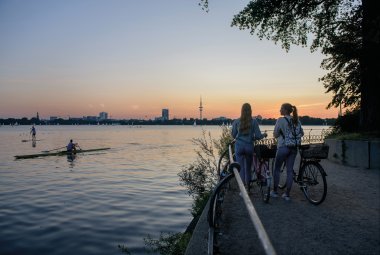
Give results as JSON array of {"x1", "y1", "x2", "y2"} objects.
[{"x1": 0, "y1": 0, "x2": 338, "y2": 120}]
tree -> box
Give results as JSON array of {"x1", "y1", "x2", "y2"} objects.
[{"x1": 200, "y1": 0, "x2": 380, "y2": 132}]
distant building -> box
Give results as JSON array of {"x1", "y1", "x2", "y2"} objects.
[
  {"x1": 50, "y1": 116, "x2": 58, "y2": 121},
  {"x1": 69, "y1": 117, "x2": 82, "y2": 121},
  {"x1": 84, "y1": 116, "x2": 98, "y2": 121},
  {"x1": 99, "y1": 112, "x2": 108, "y2": 120},
  {"x1": 162, "y1": 109, "x2": 169, "y2": 121},
  {"x1": 212, "y1": 116, "x2": 228, "y2": 121}
]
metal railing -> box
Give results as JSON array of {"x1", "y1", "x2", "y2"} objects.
[
  {"x1": 256, "y1": 128, "x2": 331, "y2": 146},
  {"x1": 207, "y1": 143, "x2": 277, "y2": 255}
]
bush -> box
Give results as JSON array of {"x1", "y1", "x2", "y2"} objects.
[
  {"x1": 327, "y1": 110, "x2": 360, "y2": 137},
  {"x1": 326, "y1": 110, "x2": 380, "y2": 140},
  {"x1": 144, "y1": 232, "x2": 191, "y2": 255}
]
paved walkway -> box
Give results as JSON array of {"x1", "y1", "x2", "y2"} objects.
[{"x1": 186, "y1": 159, "x2": 380, "y2": 255}]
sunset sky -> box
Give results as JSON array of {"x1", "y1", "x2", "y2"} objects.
[{"x1": 0, "y1": 0, "x2": 339, "y2": 120}]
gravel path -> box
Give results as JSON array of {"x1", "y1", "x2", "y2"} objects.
[{"x1": 215, "y1": 159, "x2": 380, "y2": 255}]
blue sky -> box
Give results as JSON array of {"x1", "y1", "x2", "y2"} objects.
[{"x1": 0, "y1": 0, "x2": 337, "y2": 119}]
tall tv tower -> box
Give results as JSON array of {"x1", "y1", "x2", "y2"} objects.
[{"x1": 199, "y1": 96, "x2": 203, "y2": 120}]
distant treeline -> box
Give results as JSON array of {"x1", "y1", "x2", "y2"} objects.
[{"x1": 0, "y1": 116, "x2": 336, "y2": 126}]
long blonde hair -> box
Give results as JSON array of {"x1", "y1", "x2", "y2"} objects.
[
  {"x1": 239, "y1": 103, "x2": 252, "y2": 134},
  {"x1": 282, "y1": 103, "x2": 299, "y2": 125}
]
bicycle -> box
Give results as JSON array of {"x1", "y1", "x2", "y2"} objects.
[
  {"x1": 218, "y1": 141, "x2": 276, "y2": 203},
  {"x1": 248, "y1": 144, "x2": 276, "y2": 203},
  {"x1": 277, "y1": 143, "x2": 329, "y2": 205}
]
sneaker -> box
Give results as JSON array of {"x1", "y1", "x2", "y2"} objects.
[
  {"x1": 270, "y1": 191, "x2": 279, "y2": 198},
  {"x1": 282, "y1": 193, "x2": 291, "y2": 201}
]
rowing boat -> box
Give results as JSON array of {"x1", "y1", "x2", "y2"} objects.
[{"x1": 14, "y1": 148, "x2": 111, "y2": 159}]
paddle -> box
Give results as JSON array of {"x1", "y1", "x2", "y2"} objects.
[
  {"x1": 41, "y1": 146, "x2": 66, "y2": 153},
  {"x1": 22, "y1": 139, "x2": 42, "y2": 142}
]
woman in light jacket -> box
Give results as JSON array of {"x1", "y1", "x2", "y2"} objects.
[
  {"x1": 271, "y1": 103, "x2": 304, "y2": 201},
  {"x1": 232, "y1": 103, "x2": 267, "y2": 189}
]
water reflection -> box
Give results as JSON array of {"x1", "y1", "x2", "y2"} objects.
[
  {"x1": 67, "y1": 153, "x2": 76, "y2": 167},
  {"x1": 32, "y1": 140, "x2": 36, "y2": 147},
  {"x1": 0, "y1": 125, "x2": 233, "y2": 255}
]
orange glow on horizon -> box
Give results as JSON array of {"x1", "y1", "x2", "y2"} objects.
[{"x1": 0, "y1": 96, "x2": 339, "y2": 120}]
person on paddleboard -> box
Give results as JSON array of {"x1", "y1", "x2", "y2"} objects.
[
  {"x1": 30, "y1": 125, "x2": 36, "y2": 140},
  {"x1": 67, "y1": 139, "x2": 80, "y2": 152}
]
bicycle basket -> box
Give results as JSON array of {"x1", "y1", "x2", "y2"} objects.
[
  {"x1": 300, "y1": 144, "x2": 329, "y2": 159},
  {"x1": 254, "y1": 144, "x2": 277, "y2": 159}
]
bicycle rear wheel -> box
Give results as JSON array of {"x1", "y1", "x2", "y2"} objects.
[
  {"x1": 299, "y1": 161, "x2": 327, "y2": 205},
  {"x1": 258, "y1": 161, "x2": 271, "y2": 203},
  {"x1": 249, "y1": 161, "x2": 270, "y2": 203}
]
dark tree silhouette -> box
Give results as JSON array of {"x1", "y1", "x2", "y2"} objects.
[{"x1": 200, "y1": 0, "x2": 380, "y2": 132}]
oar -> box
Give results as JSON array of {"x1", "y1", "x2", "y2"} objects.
[{"x1": 41, "y1": 146, "x2": 66, "y2": 153}]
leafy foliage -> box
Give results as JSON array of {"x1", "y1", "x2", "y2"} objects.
[
  {"x1": 333, "y1": 110, "x2": 360, "y2": 133},
  {"x1": 213, "y1": 125, "x2": 234, "y2": 164},
  {"x1": 198, "y1": 0, "x2": 208, "y2": 12},
  {"x1": 144, "y1": 232, "x2": 191, "y2": 255},
  {"x1": 230, "y1": 0, "x2": 362, "y2": 111},
  {"x1": 319, "y1": 4, "x2": 362, "y2": 110},
  {"x1": 118, "y1": 244, "x2": 132, "y2": 255},
  {"x1": 178, "y1": 126, "x2": 233, "y2": 198},
  {"x1": 200, "y1": 1, "x2": 380, "y2": 131},
  {"x1": 178, "y1": 129, "x2": 219, "y2": 197}
]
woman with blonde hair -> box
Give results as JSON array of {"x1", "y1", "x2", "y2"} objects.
[
  {"x1": 232, "y1": 103, "x2": 267, "y2": 189},
  {"x1": 271, "y1": 103, "x2": 304, "y2": 201}
]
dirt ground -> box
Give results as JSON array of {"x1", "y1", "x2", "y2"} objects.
[{"x1": 215, "y1": 159, "x2": 380, "y2": 255}]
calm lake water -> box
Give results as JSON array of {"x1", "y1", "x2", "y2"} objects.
[{"x1": 0, "y1": 125, "x2": 329, "y2": 255}]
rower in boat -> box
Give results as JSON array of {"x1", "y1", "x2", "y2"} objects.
[
  {"x1": 67, "y1": 139, "x2": 80, "y2": 152},
  {"x1": 15, "y1": 147, "x2": 110, "y2": 159}
]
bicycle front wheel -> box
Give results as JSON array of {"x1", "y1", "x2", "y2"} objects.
[{"x1": 299, "y1": 161, "x2": 327, "y2": 205}]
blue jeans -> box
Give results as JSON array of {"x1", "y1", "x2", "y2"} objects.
[
  {"x1": 235, "y1": 141, "x2": 253, "y2": 186},
  {"x1": 273, "y1": 146, "x2": 297, "y2": 195}
]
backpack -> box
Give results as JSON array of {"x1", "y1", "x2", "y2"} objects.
[{"x1": 281, "y1": 117, "x2": 302, "y2": 148}]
